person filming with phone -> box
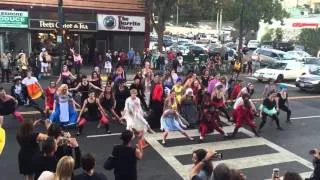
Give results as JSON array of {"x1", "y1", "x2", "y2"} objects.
[{"x1": 306, "y1": 148, "x2": 320, "y2": 180}]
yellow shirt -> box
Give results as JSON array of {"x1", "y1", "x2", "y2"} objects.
[
  {"x1": 172, "y1": 84, "x2": 184, "y2": 103},
  {"x1": 0, "y1": 127, "x2": 5, "y2": 155}
]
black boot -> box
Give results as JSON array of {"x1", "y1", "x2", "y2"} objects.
[
  {"x1": 230, "y1": 127, "x2": 239, "y2": 138},
  {"x1": 251, "y1": 127, "x2": 260, "y2": 137},
  {"x1": 105, "y1": 124, "x2": 111, "y2": 134},
  {"x1": 77, "y1": 126, "x2": 83, "y2": 136}
]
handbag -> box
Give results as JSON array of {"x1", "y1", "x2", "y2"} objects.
[
  {"x1": 104, "y1": 155, "x2": 116, "y2": 170},
  {"x1": 259, "y1": 104, "x2": 277, "y2": 116}
]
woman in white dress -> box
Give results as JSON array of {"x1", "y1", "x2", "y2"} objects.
[{"x1": 121, "y1": 89, "x2": 151, "y2": 146}]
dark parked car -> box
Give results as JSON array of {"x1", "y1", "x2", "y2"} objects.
[
  {"x1": 189, "y1": 46, "x2": 207, "y2": 57},
  {"x1": 274, "y1": 42, "x2": 294, "y2": 52}
]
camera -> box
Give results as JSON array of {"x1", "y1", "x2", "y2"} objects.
[
  {"x1": 213, "y1": 153, "x2": 223, "y2": 160},
  {"x1": 272, "y1": 168, "x2": 280, "y2": 179},
  {"x1": 57, "y1": 131, "x2": 71, "y2": 146}
]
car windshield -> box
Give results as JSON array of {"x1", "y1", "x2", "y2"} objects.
[
  {"x1": 267, "y1": 63, "x2": 287, "y2": 70},
  {"x1": 305, "y1": 58, "x2": 320, "y2": 65},
  {"x1": 310, "y1": 69, "x2": 320, "y2": 75},
  {"x1": 278, "y1": 53, "x2": 294, "y2": 60}
]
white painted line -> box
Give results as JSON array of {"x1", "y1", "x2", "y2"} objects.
[
  {"x1": 87, "y1": 133, "x2": 121, "y2": 138},
  {"x1": 291, "y1": 115, "x2": 320, "y2": 120},
  {"x1": 184, "y1": 152, "x2": 293, "y2": 170},
  {"x1": 167, "y1": 137, "x2": 265, "y2": 156},
  {"x1": 277, "y1": 82, "x2": 297, "y2": 88},
  {"x1": 245, "y1": 76, "x2": 257, "y2": 80}
]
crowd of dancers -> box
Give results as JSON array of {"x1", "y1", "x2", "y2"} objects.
[{"x1": 0, "y1": 58, "x2": 293, "y2": 149}]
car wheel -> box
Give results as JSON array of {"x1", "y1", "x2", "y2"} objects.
[
  {"x1": 258, "y1": 79, "x2": 263, "y2": 82},
  {"x1": 276, "y1": 74, "x2": 284, "y2": 82}
]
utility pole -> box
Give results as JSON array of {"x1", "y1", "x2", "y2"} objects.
[
  {"x1": 54, "y1": 0, "x2": 65, "y2": 75},
  {"x1": 176, "y1": 0, "x2": 179, "y2": 25},
  {"x1": 238, "y1": 0, "x2": 246, "y2": 52}
]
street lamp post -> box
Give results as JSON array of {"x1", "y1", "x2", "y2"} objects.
[
  {"x1": 53, "y1": 0, "x2": 65, "y2": 75},
  {"x1": 176, "y1": 0, "x2": 179, "y2": 25}
]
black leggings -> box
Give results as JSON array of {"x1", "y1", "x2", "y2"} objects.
[
  {"x1": 279, "y1": 105, "x2": 291, "y2": 121},
  {"x1": 259, "y1": 112, "x2": 281, "y2": 130},
  {"x1": 218, "y1": 106, "x2": 230, "y2": 121}
]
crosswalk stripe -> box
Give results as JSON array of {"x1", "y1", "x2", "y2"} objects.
[
  {"x1": 144, "y1": 116, "x2": 314, "y2": 180},
  {"x1": 184, "y1": 153, "x2": 294, "y2": 170},
  {"x1": 167, "y1": 136, "x2": 265, "y2": 156}
]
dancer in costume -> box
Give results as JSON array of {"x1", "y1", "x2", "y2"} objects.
[
  {"x1": 160, "y1": 91, "x2": 193, "y2": 144},
  {"x1": 258, "y1": 91, "x2": 283, "y2": 132},
  {"x1": 276, "y1": 84, "x2": 292, "y2": 123},
  {"x1": 121, "y1": 89, "x2": 151, "y2": 147},
  {"x1": 77, "y1": 90, "x2": 110, "y2": 135},
  {"x1": 70, "y1": 75, "x2": 103, "y2": 105},
  {"x1": 55, "y1": 64, "x2": 76, "y2": 86},
  {"x1": 44, "y1": 81, "x2": 57, "y2": 116},
  {"x1": 11, "y1": 75, "x2": 28, "y2": 106},
  {"x1": 22, "y1": 70, "x2": 46, "y2": 119},
  {"x1": 49, "y1": 84, "x2": 78, "y2": 127},
  {"x1": 114, "y1": 79, "x2": 130, "y2": 117},
  {"x1": 0, "y1": 87, "x2": 24, "y2": 123},
  {"x1": 229, "y1": 93, "x2": 259, "y2": 137},
  {"x1": 172, "y1": 77, "x2": 184, "y2": 103},
  {"x1": 180, "y1": 88, "x2": 198, "y2": 127},
  {"x1": 199, "y1": 92, "x2": 227, "y2": 141},
  {"x1": 211, "y1": 83, "x2": 231, "y2": 122},
  {"x1": 99, "y1": 84, "x2": 120, "y2": 121}
]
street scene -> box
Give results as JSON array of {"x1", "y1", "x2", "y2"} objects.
[{"x1": 1, "y1": 0, "x2": 320, "y2": 180}]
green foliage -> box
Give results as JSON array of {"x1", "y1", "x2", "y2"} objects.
[
  {"x1": 275, "y1": 28, "x2": 283, "y2": 42},
  {"x1": 261, "y1": 29, "x2": 274, "y2": 42},
  {"x1": 233, "y1": 0, "x2": 289, "y2": 34},
  {"x1": 299, "y1": 28, "x2": 320, "y2": 55}
]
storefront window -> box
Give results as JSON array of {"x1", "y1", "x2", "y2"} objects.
[{"x1": 0, "y1": 29, "x2": 29, "y2": 56}]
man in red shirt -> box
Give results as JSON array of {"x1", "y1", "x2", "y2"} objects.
[{"x1": 148, "y1": 73, "x2": 164, "y2": 129}]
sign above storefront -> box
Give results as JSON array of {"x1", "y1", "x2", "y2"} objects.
[
  {"x1": 97, "y1": 14, "x2": 145, "y2": 32},
  {"x1": 29, "y1": 19, "x2": 97, "y2": 32},
  {"x1": 0, "y1": 10, "x2": 28, "y2": 28}
]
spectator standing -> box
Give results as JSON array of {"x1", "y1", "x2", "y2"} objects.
[
  {"x1": 0, "y1": 53, "x2": 10, "y2": 83},
  {"x1": 104, "y1": 130, "x2": 143, "y2": 180},
  {"x1": 71, "y1": 48, "x2": 83, "y2": 75},
  {"x1": 38, "y1": 156, "x2": 75, "y2": 180},
  {"x1": 157, "y1": 53, "x2": 165, "y2": 71},
  {"x1": 307, "y1": 148, "x2": 320, "y2": 180},
  {"x1": 75, "y1": 153, "x2": 107, "y2": 180},
  {"x1": 128, "y1": 48, "x2": 135, "y2": 70},
  {"x1": 16, "y1": 120, "x2": 48, "y2": 180},
  {"x1": 11, "y1": 75, "x2": 28, "y2": 106},
  {"x1": 93, "y1": 48, "x2": 102, "y2": 68},
  {"x1": 133, "y1": 51, "x2": 142, "y2": 70}
]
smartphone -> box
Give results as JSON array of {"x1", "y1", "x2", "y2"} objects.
[
  {"x1": 273, "y1": 168, "x2": 280, "y2": 179},
  {"x1": 213, "y1": 153, "x2": 223, "y2": 160}
]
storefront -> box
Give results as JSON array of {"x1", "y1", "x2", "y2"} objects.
[
  {"x1": 97, "y1": 14, "x2": 146, "y2": 52},
  {"x1": 0, "y1": 10, "x2": 30, "y2": 55}
]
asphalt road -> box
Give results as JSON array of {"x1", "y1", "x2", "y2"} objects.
[{"x1": 1, "y1": 74, "x2": 320, "y2": 180}]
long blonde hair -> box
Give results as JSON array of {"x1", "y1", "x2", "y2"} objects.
[
  {"x1": 57, "y1": 84, "x2": 68, "y2": 96},
  {"x1": 55, "y1": 156, "x2": 75, "y2": 180}
]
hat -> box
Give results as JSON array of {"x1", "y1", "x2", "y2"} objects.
[
  {"x1": 41, "y1": 48, "x2": 46, "y2": 52},
  {"x1": 13, "y1": 75, "x2": 22, "y2": 81},
  {"x1": 185, "y1": 88, "x2": 193, "y2": 95}
]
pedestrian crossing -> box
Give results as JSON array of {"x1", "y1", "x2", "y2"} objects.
[{"x1": 144, "y1": 121, "x2": 314, "y2": 180}]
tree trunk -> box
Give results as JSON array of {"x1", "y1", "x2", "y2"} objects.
[{"x1": 157, "y1": 11, "x2": 165, "y2": 52}]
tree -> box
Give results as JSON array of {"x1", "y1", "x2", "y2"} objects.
[
  {"x1": 299, "y1": 28, "x2": 320, "y2": 55},
  {"x1": 261, "y1": 29, "x2": 274, "y2": 42},
  {"x1": 233, "y1": 0, "x2": 289, "y2": 49},
  {"x1": 147, "y1": 0, "x2": 177, "y2": 51},
  {"x1": 275, "y1": 28, "x2": 283, "y2": 42}
]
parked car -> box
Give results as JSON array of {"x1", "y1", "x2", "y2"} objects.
[
  {"x1": 260, "y1": 41, "x2": 274, "y2": 49},
  {"x1": 189, "y1": 45, "x2": 207, "y2": 56},
  {"x1": 247, "y1": 40, "x2": 260, "y2": 50},
  {"x1": 274, "y1": 42, "x2": 294, "y2": 52},
  {"x1": 296, "y1": 68, "x2": 320, "y2": 91},
  {"x1": 251, "y1": 48, "x2": 295, "y2": 66},
  {"x1": 287, "y1": 50, "x2": 311, "y2": 61},
  {"x1": 253, "y1": 60, "x2": 308, "y2": 82}
]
